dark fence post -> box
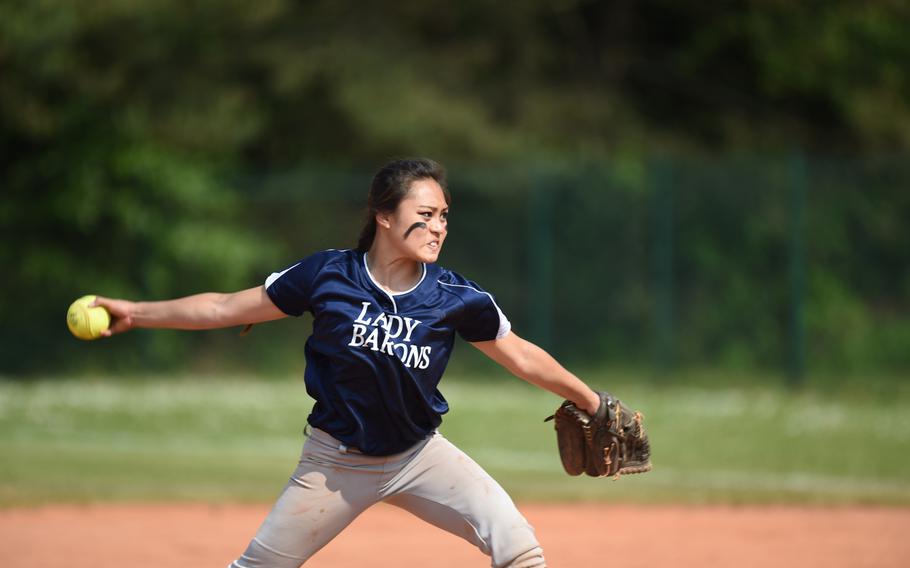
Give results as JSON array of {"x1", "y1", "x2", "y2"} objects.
[
  {"x1": 788, "y1": 152, "x2": 808, "y2": 385},
  {"x1": 528, "y1": 175, "x2": 554, "y2": 351},
  {"x1": 652, "y1": 157, "x2": 675, "y2": 375}
]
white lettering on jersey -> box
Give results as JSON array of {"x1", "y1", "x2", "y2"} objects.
[
  {"x1": 385, "y1": 315, "x2": 404, "y2": 338},
  {"x1": 379, "y1": 330, "x2": 396, "y2": 356},
  {"x1": 347, "y1": 301, "x2": 430, "y2": 369},
  {"x1": 418, "y1": 346, "x2": 431, "y2": 369},
  {"x1": 348, "y1": 324, "x2": 368, "y2": 347},
  {"x1": 363, "y1": 327, "x2": 381, "y2": 351},
  {"x1": 403, "y1": 344, "x2": 422, "y2": 368},
  {"x1": 403, "y1": 317, "x2": 420, "y2": 342},
  {"x1": 354, "y1": 302, "x2": 373, "y2": 325}
]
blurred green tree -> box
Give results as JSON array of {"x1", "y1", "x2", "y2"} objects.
[{"x1": 1, "y1": 0, "x2": 908, "y2": 376}]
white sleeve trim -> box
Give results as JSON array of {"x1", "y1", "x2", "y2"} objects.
[
  {"x1": 264, "y1": 262, "x2": 301, "y2": 289},
  {"x1": 438, "y1": 281, "x2": 511, "y2": 340},
  {"x1": 494, "y1": 305, "x2": 511, "y2": 339}
]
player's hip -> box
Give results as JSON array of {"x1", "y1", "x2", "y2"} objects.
[{"x1": 299, "y1": 426, "x2": 437, "y2": 471}]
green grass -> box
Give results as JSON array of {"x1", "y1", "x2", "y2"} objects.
[{"x1": 1, "y1": 375, "x2": 909, "y2": 507}]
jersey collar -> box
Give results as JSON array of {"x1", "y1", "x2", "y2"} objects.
[{"x1": 361, "y1": 252, "x2": 427, "y2": 314}]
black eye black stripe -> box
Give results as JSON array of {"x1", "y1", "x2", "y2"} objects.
[{"x1": 404, "y1": 222, "x2": 427, "y2": 239}]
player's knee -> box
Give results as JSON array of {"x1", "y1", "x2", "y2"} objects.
[
  {"x1": 487, "y1": 518, "x2": 545, "y2": 568},
  {"x1": 229, "y1": 537, "x2": 308, "y2": 568},
  {"x1": 500, "y1": 545, "x2": 546, "y2": 568}
]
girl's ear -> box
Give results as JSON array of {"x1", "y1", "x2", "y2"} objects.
[{"x1": 376, "y1": 211, "x2": 392, "y2": 230}]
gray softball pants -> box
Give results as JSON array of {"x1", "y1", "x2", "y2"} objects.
[{"x1": 228, "y1": 428, "x2": 545, "y2": 568}]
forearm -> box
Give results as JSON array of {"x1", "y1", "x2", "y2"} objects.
[
  {"x1": 130, "y1": 293, "x2": 239, "y2": 330},
  {"x1": 477, "y1": 334, "x2": 600, "y2": 415},
  {"x1": 511, "y1": 341, "x2": 600, "y2": 414},
  {"x1": 96, "y1": 286, "x2": 284, "y2": 335}
]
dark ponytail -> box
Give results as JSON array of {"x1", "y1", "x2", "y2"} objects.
[
  {"x1": 356, "y1": 220, "x2": 378, "y2": 253},
  {"x1": 356, "y1": 158, "x2": 450, "y2": 252}
]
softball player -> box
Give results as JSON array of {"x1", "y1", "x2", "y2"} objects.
[{"x1": 95, "y1": 158, "x2": 601, "y2": 568}]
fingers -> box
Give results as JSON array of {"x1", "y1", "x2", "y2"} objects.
[
  {"x1": 90, "y1": 296, "x2": 134, "y2": 337},
  {"x1": 107, "y1": 317, "x2": 134, "y2": 336},
  {"x1": 90, "y1": 296, "x2": 113, "y2": 311},
  {"x1": 92, "y1": 296, "x2": 125, "y2": 317},
  {"x1": 97, "y1": 315, "x2": 131, "y2": 337}
]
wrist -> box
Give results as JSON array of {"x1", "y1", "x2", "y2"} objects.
[
  {"x1": 582, "y1": 390, "x2": 601, "y2": 416},
  {"x1": 125, "y1": 301, "x2": 144, "y2": 326}
]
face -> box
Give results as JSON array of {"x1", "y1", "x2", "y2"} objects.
[{"x1": 378, "y1": 178, "x2": 449, "y2": 263}]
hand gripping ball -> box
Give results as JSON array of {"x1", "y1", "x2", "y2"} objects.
[{"x1": 67, "y1": 295, "x2": 110, "y2": 340}]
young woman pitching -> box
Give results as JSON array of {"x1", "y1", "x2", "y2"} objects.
[{"x1": 94, "y1": 158, "x2": 601, "y2": 568}]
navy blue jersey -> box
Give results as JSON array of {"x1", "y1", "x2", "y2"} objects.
[{"x1": 264, "y1": 249, "x2": 510, "y2": 455}]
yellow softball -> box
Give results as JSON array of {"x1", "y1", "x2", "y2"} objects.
[{"x1": 66, "y1": 295, "x2": 111, "y2": 340}]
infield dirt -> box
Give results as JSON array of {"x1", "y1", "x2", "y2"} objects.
[{"x1": 2, "y1": 503, "x2": 908, "y2": 567}]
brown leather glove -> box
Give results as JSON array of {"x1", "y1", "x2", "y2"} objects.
[{"x1": 546, "y1": 391, "x2": 652, "y2": 478}]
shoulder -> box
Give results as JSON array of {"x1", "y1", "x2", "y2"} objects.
[
  {"x1": 433, "y1": 267, "x2": 495, "y2": 303},
  {"x1": 308, "y1": 248, "x2": 356, "y2": 268},
  {"x1": 434, "y1": 266, "x2": 467, "y2": 289},
  {"x1": 266, "y1": 248, "x2": 354, "y2": 289},
  {"x1": 294, "y1": 248, "x2": 357, "y2": 275},
  {"x1": 432, "y1": 265, "x2": 511, "y2": 340}
]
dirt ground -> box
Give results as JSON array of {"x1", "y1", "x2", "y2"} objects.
[{"x1": 2, "y1": 503, "x2": 908, "y2": 567}]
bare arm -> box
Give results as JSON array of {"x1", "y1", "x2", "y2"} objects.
[
  {"x1": 93, "y1": 286, "x2": 287, "y2": 337},
  {"x1": 472, "y1": 331, "x2": 601, "y2": 415}
]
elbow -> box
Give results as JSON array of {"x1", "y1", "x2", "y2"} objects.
[
  {"x1": 205, "y1": 293, "x2": 234, "y2": 327},
  {"x1": 512, "y1": 359, "x2": 533, "y2": 380},
  {"x1": 510, "y1": 345, "x2": 538, "y2": 379}
]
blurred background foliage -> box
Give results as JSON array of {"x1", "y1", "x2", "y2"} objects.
[{"x1": 1, "y1": 0, "x2": 908, "y2": 380}]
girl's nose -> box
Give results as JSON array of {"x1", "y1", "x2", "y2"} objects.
[{"x1": 429, "y1": 218, "x2": 445, "y2": 233}]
